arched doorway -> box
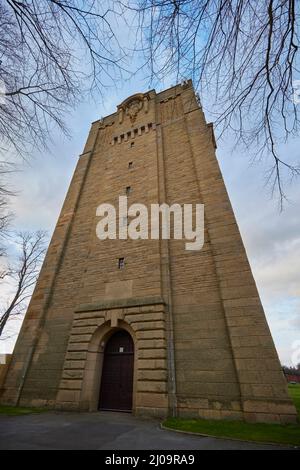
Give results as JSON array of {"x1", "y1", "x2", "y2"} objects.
[{"x1": 99, "y1": 330, "x2": 134, "y2": 412}]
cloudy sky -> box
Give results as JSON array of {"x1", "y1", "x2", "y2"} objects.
[{"x1": 0, "y1": 70, "x2": 299, "y2": 366}]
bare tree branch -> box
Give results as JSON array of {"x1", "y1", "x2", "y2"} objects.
[
  {"x1": 0, "y1": 0, "x2": 128, "y2": 157},
  {"x1": 132, "y1": 0, "x2": 300, "y2": 205},
  {"x1": 0, "y1": 161, "x2": 14, "y2": 258}
]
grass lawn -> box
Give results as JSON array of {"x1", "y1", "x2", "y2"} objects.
[
  {"x1": 0, "y1": 405, "x2": 46, "y2": 417},
  {"x1": 163, "y1": 384, "x2": 300, "y2": 447},
  {"x1": 163, "y1": 417, "x2": 300, "y2": 447},
  {"x1": 289, "y1": 384, "x2": 300, "y2": 417}
]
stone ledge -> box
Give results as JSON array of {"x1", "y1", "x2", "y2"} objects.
[
  {"x1": 75, "y1": 296, "x2": 165, "y2": 313},
  {"x1": 79, "y1": 150, "x2": 92, "y2": 158}
]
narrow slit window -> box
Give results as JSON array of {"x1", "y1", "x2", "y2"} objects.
[
  {"x1": 128, "y1": 161, "x2": 133, "y2": 169},
  {"x1": 126, "y1": 186, "x2": 132, "y2": 195},
  {"x1": 130, "y1": 141, "x2": 135, "y2": 148},
  {"x1": 118, "y1": 258, "x2": 125, "y2": 269}
]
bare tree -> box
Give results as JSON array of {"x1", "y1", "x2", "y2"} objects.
[
  {"x1": 0, "y1": 230, "x2": 47, "y2": 337},
  {"x1": 0, "y1": 197, "x2": 10, "y2": 259},
  {"x1": 0, "y1": 0, "x2": 127, "y2": 156},
  {"x1": 130, "y1": 0, "x2": 300, "y2": 205},
  {"x1": 282, "y1": 363, "x2": 300, "y2": 376},
  {"x1": 1, "y1": 1, "x2": 299, "y2": 204},
  {"x1": 0, "y1": 161, "x2": 14, "y2": 259}
]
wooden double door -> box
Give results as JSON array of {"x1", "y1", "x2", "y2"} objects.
[{"x1": 99, "y1": 330, "x2": 134, "y2": 412}]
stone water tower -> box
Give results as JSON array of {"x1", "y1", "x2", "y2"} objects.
[{"x1": 0, "y1": 81, "x2": 296, "y2": 423}]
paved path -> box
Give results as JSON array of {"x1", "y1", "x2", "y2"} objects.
[{"x1": 0, "y1": 411, "x2": 288, "y2": 450}]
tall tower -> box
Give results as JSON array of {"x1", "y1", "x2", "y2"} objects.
[{"x1": 0, "y1": 81, "x2": 296, "y2": 423}]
